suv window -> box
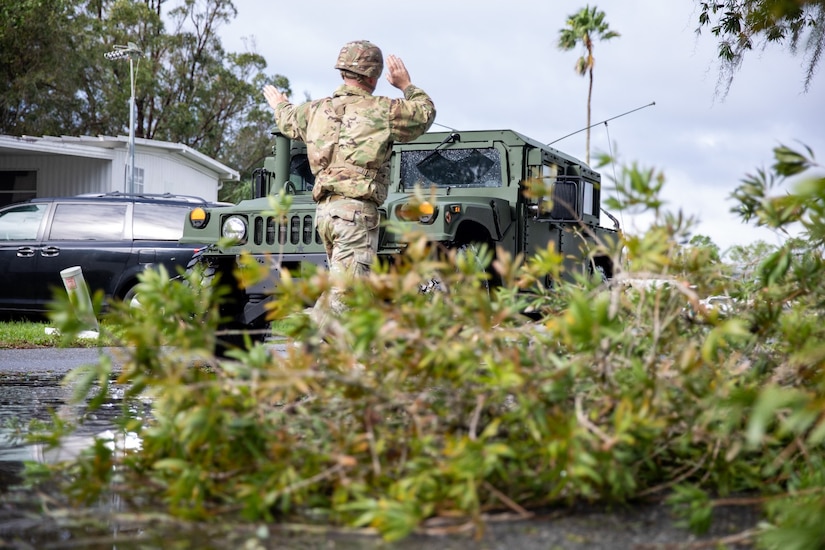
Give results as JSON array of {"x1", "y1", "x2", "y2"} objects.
[
  {"x1": 49, "y1": 203, "x2": 127, "y2": 240},
  {"x1": 133, "y1": 203, "x2": 191, "y2": 240},
  {"x1": 0, "y1": 203, "x2": 48, "y2": 240}
]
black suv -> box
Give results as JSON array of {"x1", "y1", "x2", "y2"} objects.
[{"x1": 0, "y1": 192, "x2": 223, "y2": 314}]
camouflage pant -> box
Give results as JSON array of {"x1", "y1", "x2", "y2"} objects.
[{"x1": 311, "y1": 196, "x2": 380, "y2": 337}]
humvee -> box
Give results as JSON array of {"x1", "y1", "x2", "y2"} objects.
[{"x1": 180, "y1": 129, "x2": 621, "y2": 340}]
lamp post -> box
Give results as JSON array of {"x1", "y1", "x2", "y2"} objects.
[{"x1": 105, "y1": 42, "x2": 143, "y2": 195}]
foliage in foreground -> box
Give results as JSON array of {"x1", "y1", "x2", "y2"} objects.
[{"x1": 29, "y1": 145, "x2": 825, "y2": 546}]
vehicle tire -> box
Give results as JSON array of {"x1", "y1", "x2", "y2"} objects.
[
  {"x1": 421, "y1": 240, "x2": 499, "y2": 294},
  {"x1": 215, "y1": 321, "x2": 251, "y2": 357},
  {"x1": 122, "y1": 283, "x2": 141, "y2": 309},
  {"x1": 592, "y1": 255, "x2": 613, "y2": 284},
  {"x1": 185, "y1": 253, "x2": 270, "y2": 358},
  {"x1": 455, "y1": 241, "x2": 501, "y2": 291}
]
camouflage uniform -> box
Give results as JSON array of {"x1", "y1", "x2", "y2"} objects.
[{"x1": 273, "y1": 74, "x2": 435, "y2": 335}]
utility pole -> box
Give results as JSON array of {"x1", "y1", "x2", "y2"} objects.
[{"x1": 105, "y1": 42, "x2": 143, "y2": 194}]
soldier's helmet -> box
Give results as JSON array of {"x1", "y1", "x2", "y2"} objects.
[{"x1": 334, "y1": 40, "x2": 383, "y2": 78}]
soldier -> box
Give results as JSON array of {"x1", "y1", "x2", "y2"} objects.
[{"x1": 263, "y1": 40, "x2": 436, "y2": 339}]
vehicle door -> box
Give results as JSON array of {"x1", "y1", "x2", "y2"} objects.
[
  {"x1": 0, "y1": 203, "x2": 51, "y2": 312},
  {"x1": 38, "y1": 201, "x2": 132, "y2": 304}
]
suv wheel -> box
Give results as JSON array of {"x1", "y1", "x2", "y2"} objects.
[{"x1": 122, "y1": 283, "x2": 141, "y2": 308}]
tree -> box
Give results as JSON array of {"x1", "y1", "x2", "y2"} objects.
[
  {"x1": 726, "y1": 239, "x2": 777, "y2": 267},
  {"x1": 557, "y1": 5, "x2": 620, "y2": 165},
  {"x1": 696, "y1": 0, "x2": 825, "y2": 97},
  {"x1": 688, "y1": 234, "x2": 722, "y2": 262},
  {"x1": 725, "y1": 238, "x2": 778, "y2": 294},
  {"x1": 0, "y1": 0, "x2": 289, "y2": 178},
  {"x1": 0, "y1": 0, "x2": 90, "y2": 135},
  {"x1": 90, "y1": 0, "x2": 283, "y2": 169}
]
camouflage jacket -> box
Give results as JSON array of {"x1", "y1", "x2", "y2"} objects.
[{"x1": 273, "y1": 84, "x2": 435, "y2": 205}]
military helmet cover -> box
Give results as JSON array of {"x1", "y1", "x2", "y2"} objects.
[{"x1": 334, "y1": 40, "x2": 383, "y2": 78}]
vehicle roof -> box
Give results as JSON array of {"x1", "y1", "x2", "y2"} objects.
[
  {"x1": 407, "y1": 129, "x2": 594, "y2": 172},
  {"x1": 15, "y1": 192, "x2": 225, "y2": 207}
]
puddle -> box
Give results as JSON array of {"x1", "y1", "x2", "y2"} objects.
[
  {"x1": 0, "y1": 372, "x2": 122, "y2": 485},
  {"x1": 0, "y1": 368, "x2": 406, "y2": 549}
]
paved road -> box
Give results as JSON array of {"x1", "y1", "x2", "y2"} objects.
[
  {"x1": 0, "y1": 347, "x2": 123, "y2": 373},
  {"x1": 0, "y1": 344, "x2": 289, "y2": 374}
]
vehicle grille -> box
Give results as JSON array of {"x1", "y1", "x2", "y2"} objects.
[{"x1": 253, "y1": 215, "x2": 320, "y2": 247}]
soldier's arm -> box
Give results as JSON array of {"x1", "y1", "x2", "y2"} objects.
[
  {"x1": 263, "y1": 85, "x2": 308, "y2": 141},
  {"x1": 389, "y1": 86, "x2": 436, "y2": 143},
  {"x1": 384, "y1": 55, "x2": 435, "y2": 141}
]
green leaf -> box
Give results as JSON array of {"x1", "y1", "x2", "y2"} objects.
[
  {"x1": 773, "y1": 145, "x2": 810, "y2": 177},
  {"x1": 760, "y1": 247, "x2": 792, "y2": 286},
  {"x1": 746, "y1": 386, "x2": 800, "y2": 447},
  {"x1": 153, "y1": 458, "x2": 190, "y2": 472}
]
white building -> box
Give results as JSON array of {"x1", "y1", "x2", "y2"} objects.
[{"x1": 0, "y1": 134, "x2": 239, "y2": 207}]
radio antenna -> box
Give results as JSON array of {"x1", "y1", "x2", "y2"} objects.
[
  {"x1": 548, "y1": 101, "x2": 656, "y2": 145},
  {"x1": 431, "y1": 121, "x2": 459, "y2": 132}
]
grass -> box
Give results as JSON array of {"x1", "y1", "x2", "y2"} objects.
[
  {"x1": 0, "y1": 319, "x2": 116, "y2": 349},
  {"x1": 1, "y1": 315, "x2": 291, "y2": 350}
]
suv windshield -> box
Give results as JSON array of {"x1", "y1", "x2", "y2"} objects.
[{"x1": 400, "y1": 148, "x2": 502, "y2": 189}]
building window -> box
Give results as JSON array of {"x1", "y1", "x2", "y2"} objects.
[
  {"x1": 124, "y1": 166, "x2": 145, "y2": 194},
  {"x1": 134, "y1": 166, "x2": 144, "y2": 194},
  {"x1": 0, "y1": 171, "x2": 37, "y2": 207}
]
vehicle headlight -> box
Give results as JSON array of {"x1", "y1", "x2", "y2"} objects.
[{"x1": 222, "y1": 215, "x2": 247, "y2": 241}]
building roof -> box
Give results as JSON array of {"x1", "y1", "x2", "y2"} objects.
[{"x1": 0, "y1": 134, "x2": 239, "y2": 181}]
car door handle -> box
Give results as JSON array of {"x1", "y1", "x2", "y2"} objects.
[
  {"x1": 17, "y1": 246, "x2": 36, "y2": 258},
  {"x1": 40, "y1": 246, "x2": 60, "y2": 257}
]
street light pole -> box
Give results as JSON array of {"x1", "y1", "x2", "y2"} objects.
[{"x1": 105, "y1": 42, "x2": 143, "y2": 195}]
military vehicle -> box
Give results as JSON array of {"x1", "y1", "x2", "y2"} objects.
[{"x1": 180, "y1": 128, "x2": 621, "y2": 341}]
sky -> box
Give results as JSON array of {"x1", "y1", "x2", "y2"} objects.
[{"x1": 218, "y1": 0, "x2": 825, "y2": 254}]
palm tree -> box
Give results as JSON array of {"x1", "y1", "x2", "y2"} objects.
[{"x1": 557, "y1": 5, "x2": 620, "y2": 165}]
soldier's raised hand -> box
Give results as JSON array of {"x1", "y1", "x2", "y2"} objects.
[
  {"x1": 263, "y1": 85, "x2": 288, "y2": 110},
  {"x1": 386, "y1": 55, "x2": 412, "y2": 92}
]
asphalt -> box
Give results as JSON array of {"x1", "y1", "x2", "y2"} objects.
[
  {"x1": 0, "y1": 346, "x2": 118, "y2": 373},
  {"x1": 0, "y1": 344, "x2": 288, "y2": 374}
]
